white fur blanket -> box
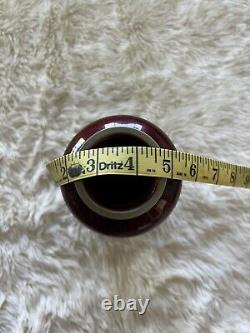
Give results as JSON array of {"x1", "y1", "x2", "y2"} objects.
[{"x1": 0, "y1": 0, "x2": 249, "y2": 332}]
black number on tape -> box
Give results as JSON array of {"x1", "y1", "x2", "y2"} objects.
[
  {"x1": 163, "y1": 159, "x2": 171, "y2": 173},
  {"x1": 213, "y1": 167, "x2": 219, "y2": 181},
  {"x1": 230, "y1": 171, "x2": 236, "y2": 184},
  {"x1": 244, "y1": 175, "x2": 250, "y2": 186},
  {"x1": 190, "y1": 164, "x2": 197, "y2": 177},
  {"x1": 60, "y1": 165, "x2": 67, "y2": 180},
  {"x1": 86, "y1": 159, "x2": 96, "y2": 172},
  {"x1": 124, "y1": 157, "x2": 135, "y2": 171}
]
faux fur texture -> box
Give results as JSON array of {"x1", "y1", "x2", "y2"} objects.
[{"x1": 0, "y1": 0, "x2": 250, "y2": 332}]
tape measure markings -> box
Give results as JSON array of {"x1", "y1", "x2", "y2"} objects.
[{"x1": 46, "y1": 146, "x2": 250, "y2": 189}]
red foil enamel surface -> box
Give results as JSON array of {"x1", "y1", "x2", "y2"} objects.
[{"x1": 61, "y1": 115, "x2": 182, "y2": 237}]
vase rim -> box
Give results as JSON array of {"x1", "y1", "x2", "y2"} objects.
[{"x1": 73, "y1": 126, "x2": 167, "y2": 220}]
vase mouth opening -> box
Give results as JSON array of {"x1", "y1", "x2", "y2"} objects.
[{"x1": 73, "y1": 126, "x2": 167, "y2": 220}]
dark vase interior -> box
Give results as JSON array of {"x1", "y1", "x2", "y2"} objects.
[{"x1": 82, "y1": 133, "x2": 159, "y2": 211}]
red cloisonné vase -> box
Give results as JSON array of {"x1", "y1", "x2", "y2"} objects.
[{"x1": 61, "y1": 115, "x2": 182, "y2": 237}]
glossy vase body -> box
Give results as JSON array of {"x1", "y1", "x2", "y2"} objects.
[{"x1": 61, "y1": 115, "x2": 182, "y2": 237}]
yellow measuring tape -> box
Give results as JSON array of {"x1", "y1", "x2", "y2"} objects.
[{"x1": 46, "y1": 146, "x2": 250, "y2": 189}]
